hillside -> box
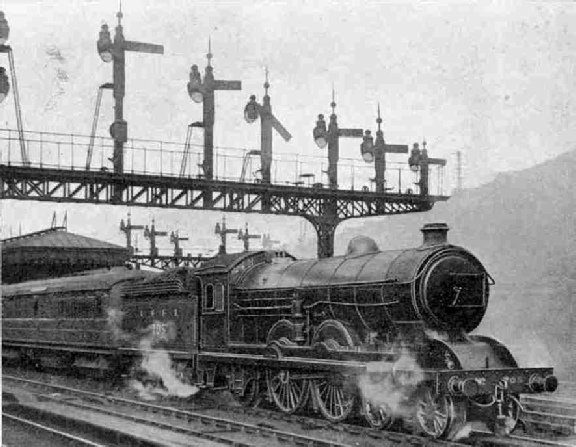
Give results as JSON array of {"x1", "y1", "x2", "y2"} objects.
[{"x1": 332, "y1": 150, "x2": 576, "y2": 379}]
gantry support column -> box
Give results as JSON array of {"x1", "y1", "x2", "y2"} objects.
[{"x1": 308, "y1": 198, "x2": 340, "y2": 259}]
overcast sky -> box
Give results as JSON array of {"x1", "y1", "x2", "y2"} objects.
[{"x1": 2, "y1": 0, "x2": 576, "y2": 254}]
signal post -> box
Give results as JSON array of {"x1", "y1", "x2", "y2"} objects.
[
  {"x1": 144, "y1": 220, "x2": 167, "y2": 258},
  {"x1": 187, "y1": 42, "x2": 241, "y2": 207},
  {"x1": 96, "y1": 8, "x2": 163, "y2": 200},
  {"x1": 311, "y1": 90, "x2": 364, "y2": 258},
  {"x1": 120, "y1": 211, "x2": 144, "y2": 256},
  {"x1": 243, "y1": 69, "x2": 292, "y2": 209}
]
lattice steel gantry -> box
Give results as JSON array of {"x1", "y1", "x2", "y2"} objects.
[
  {"x1": 0, "y1": 163, "x2": 448, "y2": 258},
  {"x1": 0, "y1": 7, "x2": 449, "y2": 259}
]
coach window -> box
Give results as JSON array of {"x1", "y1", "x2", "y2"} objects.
[
  {"x1": 214, "y1": 284, "x2": 225, "y2": 311},
  {"x1": 205, "y1": 284, "x2": 215, "y2": 310}
]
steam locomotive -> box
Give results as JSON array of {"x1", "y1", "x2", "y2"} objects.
[{"x1": 2, "y1": 223, "x2": 558, "y2": 440}]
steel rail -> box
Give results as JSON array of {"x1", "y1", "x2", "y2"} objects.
[
  {"x1": 471, "y1": 429, "x2": 576, "y2": 447},
  {"x1": 3, "y1": 375, "x2": 352, "y2": 447},
  {"x1": 2, "y1": 411, "x2": 108, "y2": 447},
  {"x1": 9, "y1": 372, "x2": 570, "y2": 447}
]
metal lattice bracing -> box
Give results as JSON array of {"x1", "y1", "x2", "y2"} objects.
[
  {"x1": 0, "y1": 165, "x2": 448, "y2": 258},
  {"x1": 0, "y1": 165, "x2": 442, "y2": 216}
]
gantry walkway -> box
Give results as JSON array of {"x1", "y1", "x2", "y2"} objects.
[{"x1": 0, "y1": 129, "x2": 449, "y2": 257}]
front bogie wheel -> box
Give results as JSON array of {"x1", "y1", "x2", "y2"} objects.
[
  {"x1": 229, "y1": 368, "x2": 262, "y2": 408},
  {"x1": 488, "y1": 395, "x2": 521, "y2": 436},
  {"x1": 363, "y1": 396, "x2": 395, "y2": 430},
  {"x1": 412, "y1": 386, "x2": 467, "y2": 440}
]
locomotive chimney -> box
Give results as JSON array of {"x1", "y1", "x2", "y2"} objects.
[{"x1": 420, "y1": 223, "x2": 449, "y2": 246}]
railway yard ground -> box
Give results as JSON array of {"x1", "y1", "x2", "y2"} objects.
[{"x1": 2, "y1": 367, "x2": 576, "y2": 447}]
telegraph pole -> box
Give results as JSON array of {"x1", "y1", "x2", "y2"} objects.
[{"x1": 456, "y1": 150, "x2": 463, "y2": 190}]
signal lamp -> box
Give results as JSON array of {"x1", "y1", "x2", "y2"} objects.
[
  {"x1": 0, "y1": 66, "x2": 9, "y2": 104},
  {"x1": 408, "y1": 142, "x2": 421, "y2": 172},
  {"x1": 360, "y1": 130, "x2": 374, "y2": 163},
  {"x1": 313, "y1": 114, "x2": 328, "y2": 148},
  {"x1": 0, "y1": 11, "x2": 9, "y2": 45},
  {"x1": 244, "y1": 95, "x2": 259, "y2": 123},
  {"x1": 97, "y1": 23, "x2": 113, "y2": 62},
  {"x1": 187, "y1": 64, "x2": 203, "y2": 103}
]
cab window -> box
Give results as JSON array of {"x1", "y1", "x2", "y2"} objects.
[
  {"x1": 214, "y1": 284, "x2": 225, "y2": 311},
  {"x1": 204, "y1": 284, "x2": 214, "y2": 310}
]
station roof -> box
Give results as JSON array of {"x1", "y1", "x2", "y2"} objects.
[
  {"x1": 2, "y1": 227, "x2": 126, "y2": 251},
  {"x1": 1, "y1": 227, "x2": 129, "y2": 284}
]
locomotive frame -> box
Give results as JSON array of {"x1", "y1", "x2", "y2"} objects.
[{"x1": 2, "y1": 224, "x2": 558, "y2": 440}]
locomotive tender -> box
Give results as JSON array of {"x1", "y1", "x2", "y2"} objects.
[{"x1": 2, "y1": 223, "x2": 558, "y2": 440}]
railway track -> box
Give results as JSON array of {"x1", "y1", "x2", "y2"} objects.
[
  {"x1": 520, "y1": 394, "x2": 576, "y2": 437},
  {"x1": 2, "y1": 374, "x2": 434, "y2": 447},
  {"x1": 2, "y1": 411, "x2": 110, "y2": 447},
  {"x1": 4, "y1": 372, "x2": 576, "y2": 446}
]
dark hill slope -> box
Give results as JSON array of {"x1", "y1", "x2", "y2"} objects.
[{"x1": 335, "y1": 150, "x2": 576, "y2": 379}]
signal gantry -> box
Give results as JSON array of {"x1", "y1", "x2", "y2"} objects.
[{"x1": 0, "y1": 7, "x2": 449, "y2": 260}]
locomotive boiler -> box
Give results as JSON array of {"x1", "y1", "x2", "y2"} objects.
[{"x1": 1, "y1": 223, "x2": 558, "y2": 441}]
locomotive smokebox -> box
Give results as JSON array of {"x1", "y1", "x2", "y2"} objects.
[{"x1": 420, "y1": 222, "x2": 449, "y2": 246}]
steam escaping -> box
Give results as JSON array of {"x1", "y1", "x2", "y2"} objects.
[
  {"x1": 106, "y1": 308, "x2": 131, "y2": 342},
  {"x1": 357, "y1": 350, "x2": 425, "y2": 421},
  {"x1": 128, "y1": 379, "x2": 169, "y2": 401},
  {"x1": 452, "y1": 423, "x2": 473, "y2": 441},
  {"x1": 424, "y1": 328, "x2": 450, "y2": 342},
  {"x1": 105, "y1": 306, "x2": 199, "y2": 399},
  {"x1": 136, "y1": 334, "x2": 199, "y2": 399}
]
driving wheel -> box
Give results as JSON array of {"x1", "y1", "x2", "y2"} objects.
[{"x1": 267, "y1": 369, "x2": 309, "y2": 413}]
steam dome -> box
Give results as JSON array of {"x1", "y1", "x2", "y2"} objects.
[{"x1": 345, "y1": 236, "x2": 379, "y2": 256}]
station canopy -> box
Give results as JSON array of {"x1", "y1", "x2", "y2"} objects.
[{"x1": 1, "y1": 227, "x2": 129, "y2": 284}]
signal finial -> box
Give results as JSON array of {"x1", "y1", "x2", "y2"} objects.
[
  {"x1": 330, "y1": 83, "x2": 336, "y2": 115},
  {"x1": 264, "y1": 66, "x2": 270, "y2": 96},
  {"x1": 376, "y1": 102, "x2": 383, "y2": 131},
  {"x1": 117, "y1": 0, "x2": 123, "y2": 26},
  {"x1": 207, "y1": 37, "x2": 213, "y2": 66}
]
